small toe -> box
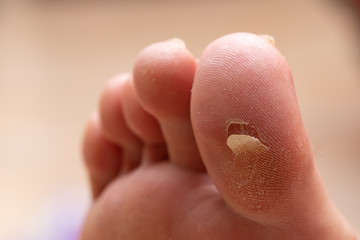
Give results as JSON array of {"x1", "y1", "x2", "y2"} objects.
[
  {"x1": 120, "y1": 78, "x2": 168, "y2": 164},
  {"x1": 133, "y1": 39, "x2": 205, "y2": 170},
  {"x1": 99, "y1": 74, "x2": 143, "y2": 172},
  {"x1": 83, "y1": 113, "x2": 122, "y2": 198}
]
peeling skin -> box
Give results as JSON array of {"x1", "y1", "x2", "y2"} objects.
[
  {"x1": 227, "y1": 134, "x2": 269, "y2": 155},
  {"x1": 226, "y1": 121, "x2": 269, "y2": 154},
  {"x1": 224, "y1": 121, "x2": 285, "y2": 213},
  {"x1": 259, "y1": 34, "x2": 276, "y2": 45},
  {"x1": 227, "y1": 121, "x2": 258, "y2": 138}
]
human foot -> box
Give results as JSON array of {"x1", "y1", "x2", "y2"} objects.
[{"x1": 81, "y1": 33, "x2": 357, "y2": 239}]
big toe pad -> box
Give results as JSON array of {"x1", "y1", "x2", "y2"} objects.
[{"x1": 191, "y1": 33, "x2": 315, "y2": 222}]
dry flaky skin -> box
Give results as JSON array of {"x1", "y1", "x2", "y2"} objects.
[
  {"x1": 226, "y1": 121, "x2": 268, "y2": 146},
  {"x1": 226, "y1": 121, "x2": 270, "y2": 188},
  {"x1": 227, "y1": 134, "x2": 269, "y2": 155},
  {"x1": 225, "y1": 121, "x2": 280, "y2": 215},
  {"x1": 259, "y1": 34, "x2": 276, "y2": 45},
  {"x1": 226, "y1": 134, "x2": 270, "y2": 188}
]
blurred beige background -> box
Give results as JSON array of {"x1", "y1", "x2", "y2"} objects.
[{"x1": 0, "y1": 0, "x2": 359, "y2": 238}]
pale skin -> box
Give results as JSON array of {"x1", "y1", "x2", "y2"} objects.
[{"x1": 80, "y1": 33, "x2": 357, "y2": 239}]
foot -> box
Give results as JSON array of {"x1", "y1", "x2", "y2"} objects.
[{"x1": 80, "y1": 33, "x2": 356, "y2": 239}]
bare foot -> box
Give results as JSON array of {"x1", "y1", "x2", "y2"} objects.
[{"x1": 80, "y1": 33, "x2": 357, "y2": 239}]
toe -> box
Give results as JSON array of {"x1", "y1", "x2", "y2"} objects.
[
  {"x1": 120, "y1": 78, "x2": 168, "y2": 164},
  {"x1": 133, "y1": 39, "x2": 204, "y2": 170},
  {"x1": 83, "y1": 113, "x2": 122, "y2": 198},
  {"x1": 99, "y1": 74, "x2": 143, "y2": 172},
  {"x1": 191, "y1": 33, "x2": 354, "y2": 236}
]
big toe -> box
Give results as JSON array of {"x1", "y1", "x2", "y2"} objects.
[{"x1": 191, "y1": 33, "x2": 355, "y2": 238}]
